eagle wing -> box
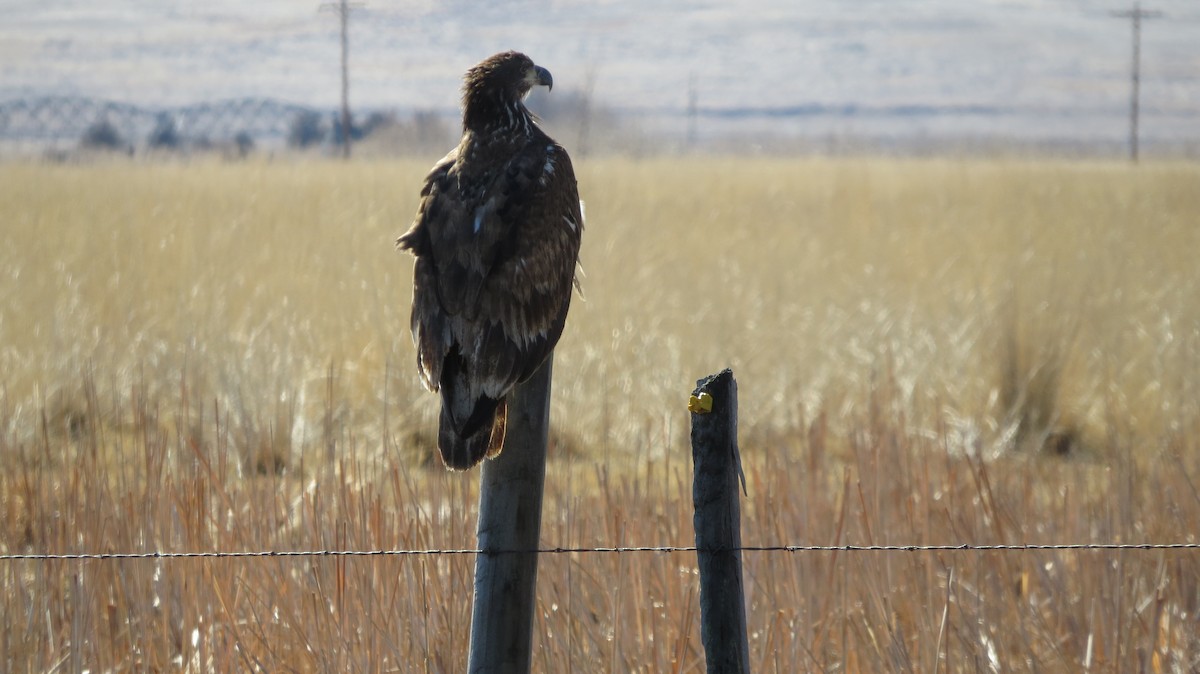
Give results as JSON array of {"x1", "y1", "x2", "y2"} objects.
[{"x1": 398, "y1": 138, "x2": 582, "y2": 449}]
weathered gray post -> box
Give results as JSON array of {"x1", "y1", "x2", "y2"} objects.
[
  {"x1": 466, "y1": 356, "x2": 552, "y2": 674},
  {"x1": 689, "y1": 369, "x2": 751, "y2": 674}
]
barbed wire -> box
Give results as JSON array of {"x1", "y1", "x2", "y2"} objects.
[{"x1": 2, "y1": 541, "x2": 1198, "y2": 562}]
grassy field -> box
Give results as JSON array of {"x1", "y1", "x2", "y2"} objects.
[{"x1": 2, "y1": 156, "x2": 1199, "y2": 672}]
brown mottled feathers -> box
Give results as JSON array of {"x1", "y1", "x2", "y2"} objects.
[{"x1": 397, "y1": 51, "x2": 583, "y2": 470}]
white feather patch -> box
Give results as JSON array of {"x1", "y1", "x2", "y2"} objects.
[
  {"x1": 473, "y1": 206, "x2": 485, "y2": 234},
  {"x1": 540, "y1": 145, "x2": 556, "y2": 186}
]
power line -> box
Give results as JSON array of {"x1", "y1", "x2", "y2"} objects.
[{"x1": 3, "y1": 541, "x2": 1198, "y2": 562}]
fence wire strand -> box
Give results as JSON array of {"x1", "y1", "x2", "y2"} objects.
[{"x1": 2, "y1": 542, "x2": 1198, "y2": 562}]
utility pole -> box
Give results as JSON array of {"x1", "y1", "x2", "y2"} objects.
[
  {"x1": 321, "y1": 0, "x2": 363, "y2": 159},
  {"x1": 576, "y1": 65, "x2": 596, "y2": 159},
  {"x1": 687, "y1": 73, "x2": 698, "y2": 150},
  {"x1": 1111, "y1": 2, "x2": 1162, "y2": 162}
]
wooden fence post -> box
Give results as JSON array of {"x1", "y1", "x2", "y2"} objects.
[
  {"x1": 689, "y1": 369, "x2": 751, "y2": 674},
  {"x1": 466, "y1": 355, "x2": 553, "y2": 674}
]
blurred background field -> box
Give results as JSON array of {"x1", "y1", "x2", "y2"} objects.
[
  {"x1": 2, "y1": 156, "x2": 1200, "y2": 671},
  {"x1": 3, "y1": 158, "x2": 1199, "y2": 461}
]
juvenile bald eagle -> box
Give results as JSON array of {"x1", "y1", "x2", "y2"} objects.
[{"x1": 397, "y1": 51, "x2": 584, "y2": 470}]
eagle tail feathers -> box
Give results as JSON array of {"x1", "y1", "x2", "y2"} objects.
[
  {"x1": 437, "y1": 395, "x2": 508, "y2": 470},
  {"x1": 437, "y1": 350, "x2": 509, "y2": 469},
  {"x1": 438, "y1": 406, "x2": 489, "y2": 470}
]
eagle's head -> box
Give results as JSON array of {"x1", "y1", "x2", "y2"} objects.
[{"x1": 461, "y1": 51, "x2": 553, "y2": 132}]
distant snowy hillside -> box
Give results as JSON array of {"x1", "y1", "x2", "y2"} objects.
[{"x1": 1, "y1": 0, "x2": 1197, "y2": 148}]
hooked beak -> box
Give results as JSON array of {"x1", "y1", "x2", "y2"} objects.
[{"x1": 533, "y1": 65, "x2": 553, "y2": 92}]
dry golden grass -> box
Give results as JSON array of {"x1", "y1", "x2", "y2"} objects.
[{"x1": 2, "y1": 156, "x2": 1199, "y2": 672}]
